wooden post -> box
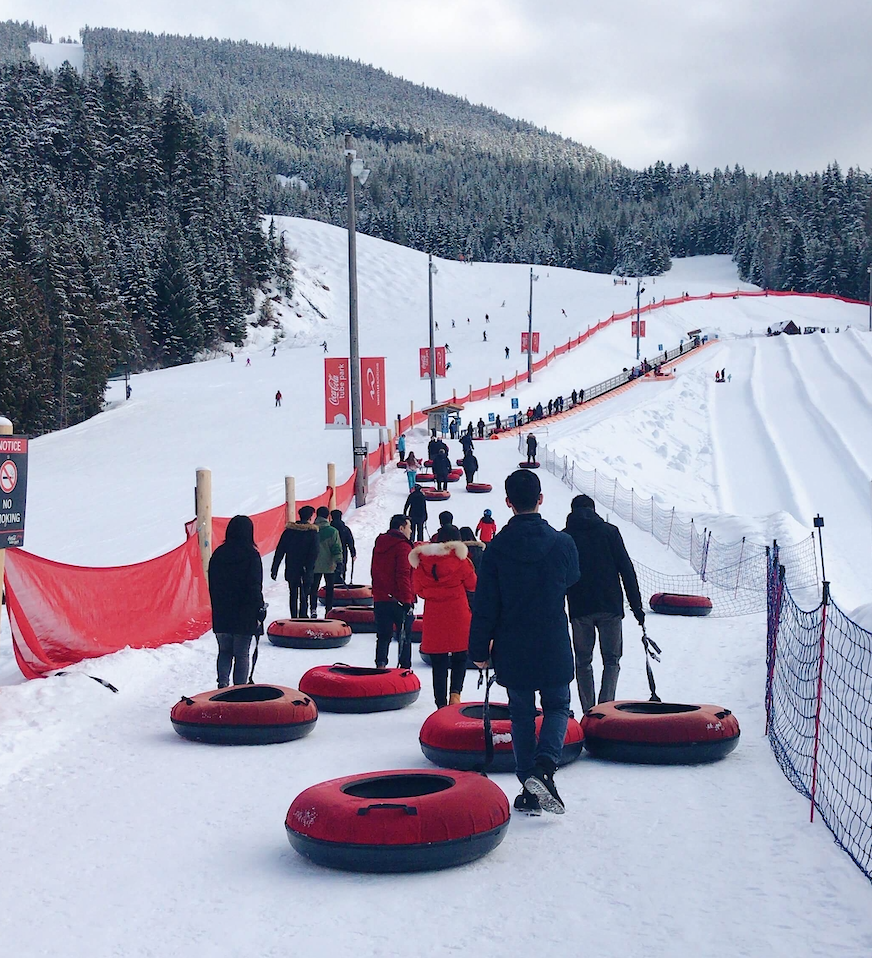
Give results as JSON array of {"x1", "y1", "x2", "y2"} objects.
[
  {"x1": 285, "y1": 476, "x2": 296, "y2": 526},
  {"x1": 514, "y1": 370, "x2": 518, "y2": 389},
  {"x1": 396, "y1": 415, "x2": 402, "y2": 440},
  {"x1": 195, "y1": 468, "x2": 212, "y2": 581},
  {"x1": 452, "y1": 388, "x2": 457, "y2": 403},
  {"x1": 410, "y1": 400, "x2": 415, "y2": 425},
  {"x1": 468, "y1": 384, "x2": 473, "y2": 401},
  {"x1": 379, "y1": 428, "x2": 387, "y2": 474},
  {"x1": 0, "y1": 417, "x2": 13, "y2": 607},
  {"x1": 327, "y1": 462, "x2": 337, "y2": 510},
  {"x1": 488, "y1": 377, "x2": 492, "y2": 400}
]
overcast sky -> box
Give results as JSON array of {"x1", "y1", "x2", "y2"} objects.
[{"x1": 7, "y1": 0, "x2": 871, "y2": 174}]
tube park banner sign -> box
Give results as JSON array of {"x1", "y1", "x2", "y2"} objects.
[
  {"x1": 0, "y1": 435, "x2": 28, "y2": 548},
  {"x1": 419, "y1": 346, "x2": 447, "y2": 379},
  {"x1": 324, "y1": 357, "x2": 387, "y2": 428},
  {"x1": 521, "y1": 332, "x2": 540, "y2": 354}
]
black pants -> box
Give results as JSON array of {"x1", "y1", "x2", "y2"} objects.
[
  {"x1": 429, "y1": 651, "x2": 468, "y2": 707},
  {"x1": 435, "y1": 476, "x2": 448, "y2": 491},
  {"x1": 464, "y1": 468, "x2": 475, "y2": 484},
  {"x1": 289, "y1": 570, "x2": 314, "y2": 617},
  {"x1": 311, "y1": 572, "x2": 335, "y2": 614},
  {"x1": 374, "y1": 601, "x2": 413, "y2": 669},
  {"x1": 410, "y1": 518, "x2": 425, "y2": 542}
]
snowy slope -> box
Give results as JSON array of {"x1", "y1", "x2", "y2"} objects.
[{"x1": 1, "y1": 219, "x2": 872, "y2": 956}]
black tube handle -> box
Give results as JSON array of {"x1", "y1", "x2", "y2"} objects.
[{"x1": 356, "y1": 803, "x2": 418, "y2": 816}]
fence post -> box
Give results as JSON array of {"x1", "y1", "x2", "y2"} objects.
[
  {"x1": 666, "y1": 507, "x2": 675, "y2": 551},
  {"x1": 379, "y1": 428, "x2": 387, "y2": 474},
  {"x1": 809, "y1": 581, "x2": 831, "y2": 823},
  {"x1": 410, "y1": 400, "x2": 415, "y2": 426},
  {"x1": 651, "y1": 496, "x2": 654, "y2": 534},
  {"x1": 452, "y1": 388, "x2": 457, "y2": 403},
  {"x1": 734, "y1": 536, "x2": 746, "y2": 595},
  {"x1": 488, "y1": 377, "x2": 492, "y2": 400},
  {"x1": 285, "y1": 476, "x2": 296, "y2": 526},
  {"x1": 328, "y1": 462, "x2": 337, "y2": 510},
  {"x1": 195, "y1": 468, "x2": 213, "y2": 580}
]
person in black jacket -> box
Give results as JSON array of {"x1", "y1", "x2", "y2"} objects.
[
  {"x1": 526, "y1": 433, "x2": 538, "y2": 463},
  {"x1": 562, "y1": 494, "x2": 644, "y2": 713},
  {"x1": 270, "y1": 505, "x2": 319, "y2": 617},
  {"x1": 209, "y1": 514, "x2": 265, "y2": 687},
  {"x1": 461, "y1": 450, "x2": 479, "y2": 485},
  {"x1": 330, "y1": 509, "x2": 357, "y2": 584},
  {"x1": 432, "y1": 448, "x2": 451, "y2": 492},
  {"x1": 469, "y1": 470, "x2": 579, "y2": 816},
  {"x1": 404, "y1": 485, "x2": 428, "y2": 542}
]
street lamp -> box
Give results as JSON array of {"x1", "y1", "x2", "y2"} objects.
[
  {"x1": 635, "y1": 276, "x2": 646, "y2": 361},
  {"x1": 527, "y1": 267, "x2": 539, "y2": 384},
  {"x1": 344, "y1": 133, "x2": 370, "y2": 508},
  {"x1": 428, "y1": 254, "x2": 438, "y2": 405}
]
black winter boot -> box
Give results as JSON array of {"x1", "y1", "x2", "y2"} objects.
[{"x1": 524, "y1": 759, "x2": 565, "y2": 815}]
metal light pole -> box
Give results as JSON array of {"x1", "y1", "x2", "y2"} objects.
[
  {"x1": 345, "y1": 133, "x2": 369, "y2": 507},
  {"x1": 527, "y1": 267, "x2": 536, "y2": 384},
  {"x1": 867, "y1": 265, "x2": 871, "y2": 332},
  {"x1": 428, "y1": 254, "x2": 437, "y2": 405},
  {"x1": 635, "y1": 277, "x2": 646, "y2": 361}
]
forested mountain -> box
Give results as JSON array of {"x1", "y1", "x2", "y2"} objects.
[
  {"x1": 0, "y1": 55, "x2": 291, "y2": 433},
  {"x1": 1, "y1": 23, "x2": 871, "y2": 435}
]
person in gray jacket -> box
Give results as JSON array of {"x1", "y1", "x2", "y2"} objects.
[{"x1": 562, "y1": 494, "x2": 644, "y2": 713}]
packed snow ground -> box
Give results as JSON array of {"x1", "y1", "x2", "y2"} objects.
[{"x1": 1, "y1": 220, "x2": 871, "y2": 956}]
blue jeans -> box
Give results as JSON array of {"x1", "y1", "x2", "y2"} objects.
[
  {"x1": 506, "y1": 685, "x2": 571, "y2": 784},
  {"x1": 216, "y1": 633, "x2": 252, "y2": 687}
]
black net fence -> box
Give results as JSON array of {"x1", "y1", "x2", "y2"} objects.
[
  {"x1": 635, "y1": 560, "x2": 766, "y2": 617},
  {"x1": 766, "y1": 545, "x2": 872, "y2": 882}
]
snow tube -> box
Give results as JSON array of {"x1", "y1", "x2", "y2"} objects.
[
  {"x1": 424, "y1": 459, "x2": 434, "y2": 467},
  {"x1": 319, "y1": 584, "x2": 373, "y2": 607},
  {"x1": 171, "y1": 685, "x2": 318, "y2": 745},
  {"x1": 267, "y1": 618, "x2": 352, "y2": 649},
  {"x1": 456, "y1": 458, "x2": 465, "y2": 466},
  {"x1": 299, "y1": 665, "x2": 421, "y2": 713},
  {"x1": 326, "y1": 607, "x2": 376, "y2": 633},
  {"x1": 418, "y1": 650, "x2": 480, "y2": 671},
  {"x1": 415, "y1": 472, "x2": 435, "y2": 483},
  {"x1": 649, "y1": 593, "x2": 713, "y2": 617},
  {"x1": 420, "y1": 702, "x2": 584, "y2": 772},
  {"x1": 285, "y1": 769, "x2": 509, "y2": 872},
  {"x1": 422, "y1": 488, "x2": 450, "y2": 501},
  {"x1": 466, "y1": 482, "x2": 492, "y2": 493},
  {"x1": 581, "y1": 700, "x2": 740, "y2": 764},
  {"x1": 396, "y1": 461, "x2": 408, "y2": 470},
  {"x1": 447, "y1": 469, "x2": 463, "y2": 483},
  {"x1": 518, "y1": 461, "x2": 540, "y2": 469},
  {"x1": 410, "y1": 615, "x2": 423, "y2": 643}
]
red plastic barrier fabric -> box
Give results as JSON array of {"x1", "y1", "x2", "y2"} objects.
[{"x1": 5, "y1": 533, "x2": 211, "y2": 679}]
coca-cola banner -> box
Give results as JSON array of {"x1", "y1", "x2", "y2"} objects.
[
  {"x1": 521, "y1": 332, "x2": 540, "y2": 354},
  {"x1": 419, "y1": 346, "x2": 447, "y2": 379},
  {"x1": 360, "y1": 356, "x2": 387, "y2": 427},
  {"x1": 324, "y1": 358, "x2": 350, "y2": 428}
]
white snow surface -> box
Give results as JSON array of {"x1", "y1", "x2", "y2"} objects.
[{"x1": 1, "y1": 218, "x2": 871, "y2": 956}]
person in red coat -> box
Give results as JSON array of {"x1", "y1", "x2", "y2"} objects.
[
  {"x1": 410, "y1": 526, "x2": 477, "y2": 707},
  {"x1": 370, "y1": 514, "x2": 416, "y2": 668}
]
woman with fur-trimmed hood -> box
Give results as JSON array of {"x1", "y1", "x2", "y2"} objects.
[{"x1": 409, "y1": 525, "x2": 478, "y2": 708}]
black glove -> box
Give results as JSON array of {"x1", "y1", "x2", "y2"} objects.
[{"x1": 634, "y1": 609, "x2": 645, "y2": 626}]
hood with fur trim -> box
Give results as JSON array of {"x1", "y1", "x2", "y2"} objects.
[{"x1": 408, "y1": 540, "x2": 469, "y2": 568}]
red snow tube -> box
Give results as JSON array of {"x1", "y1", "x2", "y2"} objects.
[
  {"x1": 326, "y1": 607, "x2": 376, "y2": 633},
  {"x1": 518, "y1": 461, "x2": 540, "y2": 469},
  {"x1": 410, "y1": 615, "x2": 423, "y2": 643},
  {"x1": 299, "y1": 664, "x2": 421, "y2": 713},
  {"x1": 267, "y1": 618, "x2": 351, "y2": 649},
  {"x1": 447, "y1": 469, "x2": 463, "y2": 482},
  {"x1": 466, "y1": 482, "x2": 492, "y2": 493},
  {"x1": 397, "y1": 461, "x2": 408, "y2": 470},
  {"x1": 171, "y1": 685, "x2": 318, "y2": 745},
  {"x1": 285, "y1": 769, "x2": 509, "y2": 872},
  {"x1": 420, "y1": 702, "x2": 584, "y2": 772},
  {"x1": 419, "y1": 650, "x2": 480, "y2": 671},
  {"x1": 424, "y1": 459, "x2": 434, "y2": 467},
  {"x1": 319, "y1": 584, "x2": 373, "y2": 607},
  {"x1": 649, "y1": 593, "x2": 713, "y2": 616},
  {"x1": 415, "y1": 472, "x2": 435, "y2": 482},
  {"x1": 456, "y1": 458, "x2": 465, "y2": 466},
  {"x1": 581, "y1": 700, "x2": 740, "y2": 764},
  {"x1": 422, "y1": 488, "x2": 450, "y2": 501}
]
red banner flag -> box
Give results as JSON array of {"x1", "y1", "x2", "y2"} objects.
[
  {"x1": 360, "y1": 356, "x2": 387, "y2": 427},
  {"x1": 631, "y1": 320, "x2": 647, "y2": 337},
  {"x1": 521, "y1": 332, "x2": 540, "y2": 354},
  {"x1": 420, "y1": 347, "x2": 447, "y2": 378},
  {"x1": 324, "y1": 358, "x2": 350, "y2": 428}
]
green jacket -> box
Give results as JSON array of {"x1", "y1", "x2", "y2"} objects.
[{"x1": 314, "y1": 517, "x2": 343, "y2": 573}]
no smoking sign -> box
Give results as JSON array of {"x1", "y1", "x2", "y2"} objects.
[{"x1": 0, "y1": 435, "x2": 28, "y2": 548}]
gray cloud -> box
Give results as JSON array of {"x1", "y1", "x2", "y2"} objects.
[{"x1": 7, "y1": 0, "x2": 871, "y2": 173}]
